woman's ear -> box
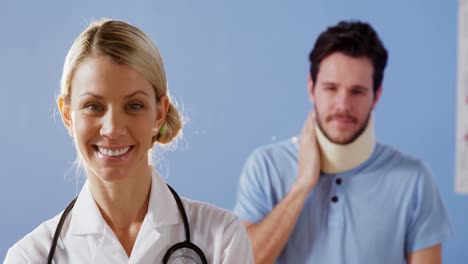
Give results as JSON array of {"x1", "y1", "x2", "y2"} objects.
[
  {"x1": 154, "y1": 95, "x2": 169, "y2": 136},
  {"x1": 57, "y1": 95, "x2": 73, "y2": 137}
]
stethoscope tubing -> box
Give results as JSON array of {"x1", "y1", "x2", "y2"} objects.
[{"x1": 47, "y1": 184, "x2": 208, "y2": 264}]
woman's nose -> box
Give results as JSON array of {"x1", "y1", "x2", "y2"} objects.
[{"x1": 100, "y1": 109, "x2": 127, "y2": 139}]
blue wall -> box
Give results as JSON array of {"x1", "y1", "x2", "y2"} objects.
[{"x1": 0, "y1": 0, "x2": 465, "y2": 262}]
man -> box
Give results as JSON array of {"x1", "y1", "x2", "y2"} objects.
[{"x1": 233, "y1": 20, "x2": 452, "y2": 264}]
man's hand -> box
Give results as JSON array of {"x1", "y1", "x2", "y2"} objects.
[
  {"x1": 241, "y1": 110, "x2": 323, "y2": 264},
  {"x1": 295, "y1": 110, "x2": 321, "y2": 193}
]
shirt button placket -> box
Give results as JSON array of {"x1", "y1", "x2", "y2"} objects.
[
  {"x1": 327, "y1": 175, "x2": 344, "y2": 227},
  {"x1": 331, "y1": 177, "x2": 343, "y2": 203}
]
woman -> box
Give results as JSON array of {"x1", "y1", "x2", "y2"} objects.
[{"x1": 4, "y1": 19, "x2": 253, "y2": 263}]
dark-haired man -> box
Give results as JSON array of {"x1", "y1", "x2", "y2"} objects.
[{"x1": 234, "y1": 21, "x2": 452, "y2": 264}]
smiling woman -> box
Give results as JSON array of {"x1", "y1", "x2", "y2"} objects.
[
  {"x1": 4, "y1": 19, "x2": 253, "y2": 264},
  {"x1": 63, "y1": 57, "x2": 165, "y2": 183}
]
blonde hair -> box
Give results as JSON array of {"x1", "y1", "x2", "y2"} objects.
[{"x1": 60, "y1": 19, "x2": 182, "y2": 144}]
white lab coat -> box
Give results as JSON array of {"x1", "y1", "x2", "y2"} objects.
[{"x1": 4, "y1": 170, "x2": 253, "y2": 263}]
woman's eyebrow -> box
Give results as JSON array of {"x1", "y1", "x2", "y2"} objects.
[{"x1": 124, "y1": 90, "x2": 150, "y2": 99}]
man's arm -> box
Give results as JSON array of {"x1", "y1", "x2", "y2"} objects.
[
  {"x1": 243, "y1": 111, "x2": 320, "y2": 264},
  {"x1": 243, "y1": 182, "x2": 312, "y2": 264},
  {"x1": 404, "y1": 161, "x2": 452, "y2": 263},
  {"x1": 407, "y1": 244, "x2": 442, "y2": 264}
]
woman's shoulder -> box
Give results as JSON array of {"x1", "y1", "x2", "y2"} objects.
[
  {"x1": 4, "y1": 214, "x2": 62, "y2": 263},
  {"x1": 182, "y1": 197, "x2": 238, "y2": 224},
  {"x1": 181, "y1": 197, "x2": 246, "y2": 236},
  {"x1": 180, "y1": 197, "x2": 253, "y2": 261}
]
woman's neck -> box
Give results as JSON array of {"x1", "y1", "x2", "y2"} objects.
[{"x1": 87, "y1": 165, "x2": 153, "y2": 256}]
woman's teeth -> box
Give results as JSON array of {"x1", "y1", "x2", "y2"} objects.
[{"x1": 98, "y1": 147, "x2": 130, "y2": 157}]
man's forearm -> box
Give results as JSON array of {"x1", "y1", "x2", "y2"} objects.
[
  {"x1": 244, "y1": 183, "x2": 311, "y2": 264},
  {"x1": 407, "y1": 244, "x2": 442, "y2": 264}
]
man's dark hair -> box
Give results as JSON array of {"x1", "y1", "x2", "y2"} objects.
[{"x1": 309, "y1": 20, "x2": 388, "y2": 92}]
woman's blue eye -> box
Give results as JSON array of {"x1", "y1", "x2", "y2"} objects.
[
  {"x1": 85, "y1": 103, "x2": 103, "y2": 111},
  {"x1": 127, "y1": 103, "x2": 143, "y2": 111}
]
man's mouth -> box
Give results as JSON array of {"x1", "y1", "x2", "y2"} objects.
[{"x1": 332, "y1": 117, "x2": 355, "y2": 123}]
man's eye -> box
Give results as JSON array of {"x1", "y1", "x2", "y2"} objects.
[
  {"x1": 351, "y1": 89, "x2": 365, "y2": 95},
  {"x1": 127, "y1": 103, "x2": 144, "y2": 111},
  {"x1": 85, "y1": 103, "x2": 103, "y2": 111}
]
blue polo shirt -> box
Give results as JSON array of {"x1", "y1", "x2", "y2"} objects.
[{"x1": 233, "y1": 138, "x2": 453, "y2": 264}]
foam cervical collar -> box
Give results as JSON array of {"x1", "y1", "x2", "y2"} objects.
[{"x1": 315, "y1": 115, "x2": 376, "y2": 174}]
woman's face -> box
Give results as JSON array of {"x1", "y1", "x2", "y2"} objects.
[{"x1": 59, "y1": 56, "x2": 168, "y2": 182}]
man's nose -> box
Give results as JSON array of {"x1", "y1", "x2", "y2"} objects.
[{"x1": 334, "y1": 92, "x2": 352, "y2": 111}]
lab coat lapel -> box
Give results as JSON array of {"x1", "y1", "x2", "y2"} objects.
[
  {"x1": 128, "y1": 169, "x2": 181, "y2": 263},
  {"x1": 66, "y1": 181, "x2": 128, "y2": 263},
  {"x1": 68, "y1": 181, "x2": 105, "y2": 235},
  {"x1": 64, "y1": 170, "x2": 182, "y2": 263},
  {"x1": 146, "y1": 169, "x2": 180, "y2": 228}
]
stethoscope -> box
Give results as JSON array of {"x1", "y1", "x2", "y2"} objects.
[{"x1": 47, "y1": 184, "x2": 208, "y2": 264}]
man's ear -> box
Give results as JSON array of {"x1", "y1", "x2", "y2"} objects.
[
  {"x1": 57, "y1": 95, "x2": 73, "y2": 136},
  {"x1": 308, "y1": 75, "x2": 316, "y2": 105},
  {"x1": 372, "y1": 86, "x2": 383, "y2": 110}
]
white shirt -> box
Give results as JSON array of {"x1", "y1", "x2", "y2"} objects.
[{"x1": 4, "y1": 171, "x2": 253, "y2": 263}]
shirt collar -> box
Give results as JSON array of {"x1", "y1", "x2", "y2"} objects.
[{"x1": 68, "y1": 169, "x2": 180, "y2": 235}]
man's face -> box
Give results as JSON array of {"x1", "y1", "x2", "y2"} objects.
[{"x1": 309, "y1": 52, "x2": 382, "y2": 145}]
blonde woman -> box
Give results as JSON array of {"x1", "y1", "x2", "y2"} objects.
[{"x1": 4, "y1": 19, "x2": 253, "y2": 264}]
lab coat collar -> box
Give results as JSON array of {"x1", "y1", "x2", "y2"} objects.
[
  {"x1": 146, "y1": 169, "x2": 180, "y2": 229},
  {"x1": 68, "y1": 182, "x2": 104, "y2": 235},
  {"x1": 68, "y1": 169, "x2": 180, "y2": 236}
]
